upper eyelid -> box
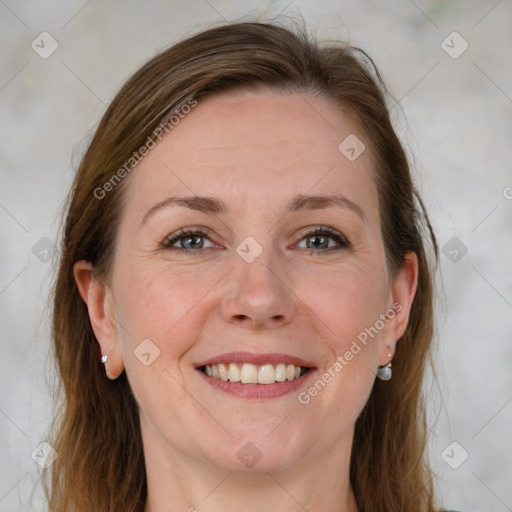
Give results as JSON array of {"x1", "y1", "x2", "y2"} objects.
[
  {"x1": 163, "y1": 227, "x2": 217, "y2": 246},
  {"x1": 295, "y1": 225, "x2": 348, "y2": 242}
]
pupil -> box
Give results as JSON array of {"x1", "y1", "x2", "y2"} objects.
[
  {"x1": 308, "y1": 235, "x2": 327, "y2": 249},
  {"x1": 183, "y1": 235, "x2": 202, "y2": 249}
]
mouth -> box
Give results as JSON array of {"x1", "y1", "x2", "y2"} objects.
[
  {"x1": 199, "y1": 362, "x2": 311, "y2": 384},
  {"x1": 195, "y1": 352, "x2": 316, "y2": 398}
]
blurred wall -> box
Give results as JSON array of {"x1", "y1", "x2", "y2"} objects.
[{"x1": 1, "y1": 1, "x2": 511, "y2": 510}]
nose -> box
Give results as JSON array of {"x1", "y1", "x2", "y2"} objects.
[{"x1": 220, "y1": 250, "x2": 296, "y2": 330}]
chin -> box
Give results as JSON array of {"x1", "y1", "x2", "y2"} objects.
[{"x1": 204, "y1": 426, "x2": 311, "y2": 474}]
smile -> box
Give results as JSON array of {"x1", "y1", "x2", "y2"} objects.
[
  {"x1": 195, "y1": 351, "x2": 316, "y2": 398},
  {"x1": 200, "y1": 362, "x2": 309, "y2": 384}
]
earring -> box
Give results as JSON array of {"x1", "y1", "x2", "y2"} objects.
[
  {"x1": 376, "y1": 353, "x2": 393, "y2": 381},
  {"x1": 100, "y1": 354, "x2": 118, "y2": 380},
  {"x1": 376, "y1": 363, "x2": 392, "y2": 381}
]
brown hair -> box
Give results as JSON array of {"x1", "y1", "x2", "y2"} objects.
[{"x1": 45, "y1": 20, "x2": 439, "y2": 512}]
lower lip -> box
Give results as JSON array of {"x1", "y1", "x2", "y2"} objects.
[{"x1": 197, "y1": 369, "x2": 316, "y2": 399}]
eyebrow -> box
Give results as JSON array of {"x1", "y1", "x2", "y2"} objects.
[{"x1": 140, "y1": 193, "x2": 366, "y2": 226}]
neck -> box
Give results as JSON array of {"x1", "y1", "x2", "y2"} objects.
[{"x1": 142, "y1": 422, "x2": 359, "y2": 512}]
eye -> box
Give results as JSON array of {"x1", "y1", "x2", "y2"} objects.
[
  {"x1": 161, "y1": 228, "x2": 217, "y2": 254},
  {"x1": 161, "y1": 225, "x2": 350, "y2": 256},
  {"x1": 295, "y1": 226, "x2": 350, "y2": 252}
]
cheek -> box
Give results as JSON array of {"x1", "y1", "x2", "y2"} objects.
[
  {"x1": 299, "y1": 262, "x2": 389, "y2": 350},
  {"x1": 113, "y1": 265, "x2": 212, "y2": 425},
  {"x1": 112, "y1": 263, "x2": 214, "y2": 368},
  {"x1": 292, "y1": 262, "x2": 388, "y2": 414}
]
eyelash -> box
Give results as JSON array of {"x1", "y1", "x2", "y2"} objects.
[{"x1": 161, "y1": 226, "x2": 350, "y2": 256}]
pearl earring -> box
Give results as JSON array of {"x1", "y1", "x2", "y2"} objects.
[
  {"x1": 100, "y1": 354, "x2": 117, "y2": 379},
  {"x1": 376, "y1": 353, "x2": 393, "y2": 381}
]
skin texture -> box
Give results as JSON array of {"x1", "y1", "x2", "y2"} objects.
[{"x1": 74, "y1": 89, "x2": 418, "y2": 512}]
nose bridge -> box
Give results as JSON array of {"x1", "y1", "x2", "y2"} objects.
[{"x1": 220, "y1": 237, "x2": 295, "y2": 328}]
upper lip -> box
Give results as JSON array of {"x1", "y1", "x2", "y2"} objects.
[{"x1": 195, "y1": 351, "x2": 315, "y2": 368}]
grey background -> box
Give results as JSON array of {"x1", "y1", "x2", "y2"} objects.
[{"x1": 1, "y1": 1, "x2": 511, "y2": 510}]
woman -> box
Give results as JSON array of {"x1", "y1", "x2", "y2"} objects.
[{"x1": 45, "y1": 21, "x2": 449, "y2": 511}]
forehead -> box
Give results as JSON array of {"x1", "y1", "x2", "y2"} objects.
[{"x1": 124, "y1": 88, "x2": 379, "y2": 222}]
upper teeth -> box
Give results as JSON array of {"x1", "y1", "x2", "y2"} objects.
[{"x1": 203, "y1": 363, "x2": 304, "y2": 384}]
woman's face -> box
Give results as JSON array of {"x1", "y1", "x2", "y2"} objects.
[{"x1": 80, "y1": 88, "x2": 417, "y2": 475}]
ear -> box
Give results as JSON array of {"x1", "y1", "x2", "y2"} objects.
[
  {"x1": 73, "y1": 260, "x2": 125, "y2": 379},
  {"x1": 378, "y1": 251, "x2": 419, "y2": 365}
]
